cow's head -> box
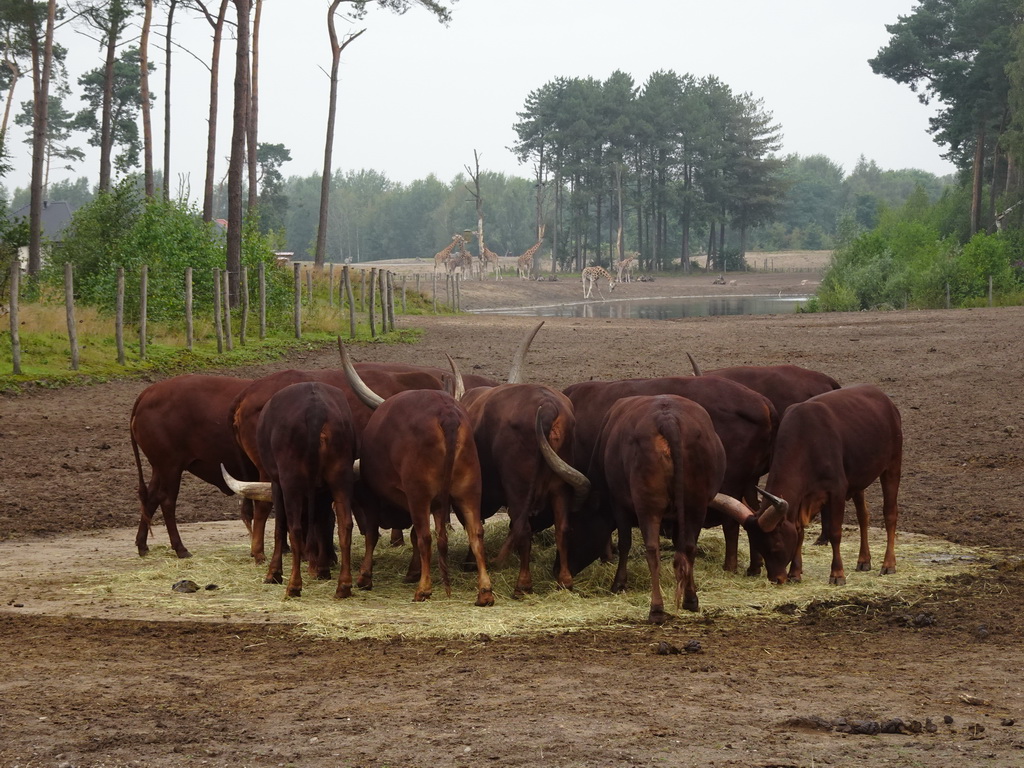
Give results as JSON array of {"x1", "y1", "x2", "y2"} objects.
[{"x1": 711, "y1": 489, "x2": 794, "y2": 583}]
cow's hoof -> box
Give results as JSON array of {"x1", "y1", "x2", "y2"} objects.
[
  {"x1": 252, "y1": 553, "x2": 266, "y2": 565},
  {"x1": 356, "y1": 575, "x2": 372, "y2": 590},
  {"x1": 402, "y1": 572, "x2": 421, "y2": 584},
  {"x1": 829, "y1": 575, "x2": 847, "y2": 586},
  {"x1": 175, "y1": 549, "x2": 193, "y2": 559},
  {"x1": 682, "y1": 596, "x2": 699, "y2": 613},
  {"x1": 413, "y1": 590, "x2": 431, "y2": 602},
  {"x1": 475, "y1": 589, "x2": 495, "y2": 607},
  {"x1": 880, "y1": 565, "x2": 897, "y2": 575},
  {"x1": 610, "y1": 580, "x2": 626, "y2": 594},
  {"x1": 286, "y1": 588, "x2": 302, "y2": 598},
  {"x1": 264, "y1": 574, "x2": 283, "y2": 585},
  {"x1": 647, "y1": 607, "x2": 669, "y2": 625},
  {"x1": 314, "y1": 568, "x2": 332, "y2": 581},
  {"x1": 856, "y1": 560, "x2": 872, "y2": 572},
  {"x1": 137, "y1": 547, "x2": 149, "y2": 558},
  {"x1": 745, "y1": 566, "x2": 762, "y2": 577},
  {"x1": 335, "y1": 585, "x2": 352, "y2": 599}
]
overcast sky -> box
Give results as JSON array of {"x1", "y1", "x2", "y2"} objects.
[{"x1": 5, "y1": 0, "x2": 955, "y2": 199}]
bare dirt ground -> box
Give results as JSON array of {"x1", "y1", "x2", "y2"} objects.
[{"x1": 3, "y1": 256, "x2": 1024, "y2": 768}]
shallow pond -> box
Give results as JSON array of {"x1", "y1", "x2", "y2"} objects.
[{"x1": 470, "y1": 293, "x2": 809, "y2": 319}]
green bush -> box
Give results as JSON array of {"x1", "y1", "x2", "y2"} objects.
[{"x1": 42, "y1": 178, "x2": 288, "y2": 324}]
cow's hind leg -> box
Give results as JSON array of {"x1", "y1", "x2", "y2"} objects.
[
  {"x1": 452, "y1": 497, "x2": 493, "y2": 607},
  {"x1": 852, "y1": 489, "x2": 872, "y2": 572},
  {"x1": 825, "y1": 494, "x2": 847, "y2": 586},
  {"x1": 410, "y1": 510, "x2": 433, "y2": 602},
  {"x1": 879, "y1": 463, "x2": 901, "y2": 575},
  {"x1": 640, "y1": 518, "x2": 668, "y2": 624}
]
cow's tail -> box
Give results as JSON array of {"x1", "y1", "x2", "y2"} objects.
[
  {"x1": 306, "y1": 387, "x2": 330, "y2": 567},
  {"x1": 435, "y1": 407, "x2": 461, "y2": 595},
  {"x1": 660, "y1": 411, "x2": 691, "y2": 609},
  {"x1": 438, "y1": 409, "x2": 459, "y2": 527},
  {"x1": 129, "y1": 396, "x2": 150, "y2": 519}
]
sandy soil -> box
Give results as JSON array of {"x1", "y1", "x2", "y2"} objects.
[{"x1": 3, "y1": 260, "x2": 1024, "y2": 767}]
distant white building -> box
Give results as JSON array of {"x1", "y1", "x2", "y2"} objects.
[{"x1": 9, "y1": 200, "x2": 74, "y2": 271}]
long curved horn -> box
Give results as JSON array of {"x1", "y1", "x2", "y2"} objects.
[
  {"x1": 708, "y1": 493, "x2": 754, "y2": 523},
  {"x1": 686, "y1": 352, "x2": 703, "y2": 377},
  {"x1": 508, "y1": 320, "x2": 545, "y2": 384},
  {"x1": 445, "y1": 353, "x2": 465, "y2": 400},
  {"x1": 337, "y1": 337, "x2": 385, "y2": 409},
  {"x1": 535, "y1": 407, "x2": 590, "y2": 509},
  {"x1": 221, "y1": 463, "x2": 273, "y2": 503},
  {"x1": 754, "y1": 486, "x2": 789, "y2": 532}
]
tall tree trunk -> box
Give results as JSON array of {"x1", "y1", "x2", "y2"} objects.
[
  {"x1": 139, "y1": 0, "x2": 155, "y2": 197},
  {"x1": 247, "y1": 0, "x2": 262, "y2": 211},
  {"x1": 315, "y1": 1, "x2": 365, "y2": 269},
  {"x1": 202, "y1": 0, "x2": 230, "y2": 222},
  {"x1": 226, "y1": 0, "x2": 252, "y2": 304},
  {"x1": 162, "y1": 0, "x2": 177, "y2": 201},
  {"x1": 27, "y1": 0, "x2": 56, "y2": 276},
  {"x1": 970, "y1": 126, "x2": 985, "y2": 236},
  {"x1": 0, "y1": 59, "x2": 21, "y2": 152},
  {"x1": 98, "y1": 16, "x2": 117, "y2": 192}
]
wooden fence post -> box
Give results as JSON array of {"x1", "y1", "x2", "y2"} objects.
[
  {"x1": 293, "y1": 262, "x2": 302, "y2": 339},
  {"x1": 343, "y1": 265, "x2": 356, "y2": 339},
  {"x1": 139, "y1": 264, "x2": 148, "y2": 360},
  {"x1": 432, "y1": 272, "x2": 437, "y2": 313},
  {"x1": 359, "y1": 270, "x2": 365, "y2": 311},
  {"x1": 378, "y1": 268, "x2": 387, "y2": 332},
  {"x1": 258, "y1": 262, "x2": 266, "y2": 340},
  {"x1": 183, "y1": 266, "x2": 193, "y2": 353},
  {"x1": 116, "y1": 267, "x2": 126, "y2": 364},
  {"x1": 240, "y1": 266, "x2": 249, "y2": 346},
  {"x1": 328, "y1": 263, "x2": 334, "y2": 307},
  {"x1": 401, "y1": 274, "x2": 407, "y2": 314},
  {"x1": 368, "y1": 267, "x2": 378, "y2": 338},
  {"x1": 64, "y1": 263, "x2": 79, "y2": 371},
  {"x1": 222, "y1": 268, "x2": 234, "y2": 351},
  {"x1": 306, "y1": 267, "x2": 313, "y2": 306},
  {"x1": 9, "y1": 263, "x2": 21, "y2": 375},
  {"x1": 213, "y1": 267, "x2": 224, "y2": 353}
]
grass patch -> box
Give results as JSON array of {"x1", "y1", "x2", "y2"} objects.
[
  {"x1": 71, "y1": 519, "x2": 990, "y2": 641},
  {"x1": 0, "y1": 298, "x2": 434, "y2": 392}
]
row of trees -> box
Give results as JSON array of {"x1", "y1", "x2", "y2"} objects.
[
  {"x1": 513, "y1": 70, "x2": 785, "y2": 273},
  {"x1": 4, "y1": 153, "x2": 954, "y2": 273},
  {"x1": 0, "y1": 0, "x2": 455, "y2": 294}
]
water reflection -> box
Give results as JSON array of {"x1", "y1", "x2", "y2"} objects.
[{"x1": 473, "y1": 294, "x2": 808, "y2": 319}]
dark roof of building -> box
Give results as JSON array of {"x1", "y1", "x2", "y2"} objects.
[{"x1": 9, "y1": 200, "x2": 74, "y2": 242}]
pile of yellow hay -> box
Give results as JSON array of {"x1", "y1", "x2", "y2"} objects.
[{"x1": 73, "y1": 520, "x2": 988, "y2": 641}]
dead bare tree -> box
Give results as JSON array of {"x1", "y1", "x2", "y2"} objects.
[
  {"x1": 161, "y1": 0, "x2": 177, "y2": 200},
  {"x1": 314, "y1": 1, "x2": 364, "y2": 269}
]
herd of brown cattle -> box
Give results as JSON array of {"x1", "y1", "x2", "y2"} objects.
[{"x1": 129, "y1": 322, "x2": 904, "y2": 624}]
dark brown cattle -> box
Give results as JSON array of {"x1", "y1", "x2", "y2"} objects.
[
  {"x1": 582, "y1": 395, "x2": 727, "y2": 623},
  {"x1": 688, "y1": 359, "x2": 842, "y2": 551},
  {"x1": 223, "y1": 382, "x2": 357, "y2": 597},
  {"x1": 230, "y1": 364, "x2": 458, "y2": 562},
  {"x1": 564, "y1": 375, "x2": 777, "y2": 574},
  {"x1": 719, "y1": 384, "x2": 903, "y2": 585},
  {"x1": 130, "y1": 374, "x2": 256, "y2": 558},
  {"x1": 460, "y1": 383, "x2": 590, "y2": 595},
  {"x1": 689, "y1": 359, "x2": 841, "y2": 419},
  {"x1": 342, "y1": 348, "x2": 494, "y2": 606}
]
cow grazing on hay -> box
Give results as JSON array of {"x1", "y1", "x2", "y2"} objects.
[
  {"x1": 579, "y1": 394, "x2": 786, "y2": 623},
  {"x1": 716, "y1": 384, "x2": 903, "y2": 586},
  {"x1": 222, "y1": 381, "x2": 357, "y2": 598},
  {"x1": 460, "y1": 383, "x2": 590, "y2": 595},
  {"x1": 130, "y1": 374, "x2": 257, "y2": 559},
  {"x1": 564, "y1": 375, "x2": 778, "y2": 576},
  {"x1": 340, "y1": 342, "x2": 494, "y2": 606}
]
